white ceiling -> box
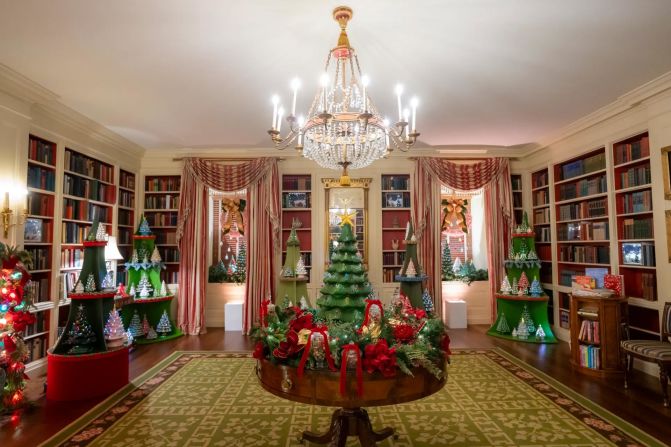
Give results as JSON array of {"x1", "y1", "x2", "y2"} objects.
[{"x1": 1, "y1": 0, "x2": 671, "y2": 149}]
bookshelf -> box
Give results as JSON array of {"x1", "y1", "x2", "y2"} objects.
[
  {"x1": 144, "y1": 175, "x2": 181, "y2": 284},
  {"x1": 381, "y1": 174, "x2": 411, "y2": 283},
  {"x1": 531, "y1": 168, "x2": 552, "y2": 285},
  {"x1": 281, "y1": 174, "x2": 312, "y2": 282},
  {"x1": 23, "y1": 135, "x2": 57, "y2": 365},
  {"x1": 511, "y1": 174, "x2": 523, "y2": 225},
  {"x1": 570, "y1": 294, "x2": 627, "y2": 377},
  {"x1": 117, "y1": 169, "x2": 136, "y2": 284},
  {"x1": 553, "y1": 148, "x2": 610, "y2": 288}
]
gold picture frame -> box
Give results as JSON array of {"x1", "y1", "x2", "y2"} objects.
[
  {"x1": 666, "y1": 210, "x2": 671, "y2": 263},
  {"x1": 662, "y1": 146, "x2": 671, "y2": 200}
]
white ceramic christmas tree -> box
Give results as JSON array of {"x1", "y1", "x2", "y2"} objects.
[
  {"x1": 535, "y1": 326, "x2": 546, "y2": 339},
  {"x1": 496, "y1": 313, "x2": 510, "y2": 333},
  {"x1": 96, "y1": 223, "x2": 107, "y2": 241},
  {"x1": 150, "y1": 246, "x2": 162, "y2": 264},
  {"x1": 452, "y1": 257, "x2": 462, "y2": 275},
  {"x1": 516, "y1": 317, "x2": 529, "y2": 339},
  {"x1": 160, "y1": 280, "x2": 167, "y2": 296},
  {"x1": 405, "y1": 260, "x2": 417, "y2": 278},
  {"x1": 146, "y1": 326, "x2": 158, "y2": 339},
  {"x1": 295, "y1": 256, "x2": 308, "y2": 278},
  {"x1": 84, "y1": 273, "x2": 96, "y2": 292},
  {"x1": 500, "y1": 276, "x2": 512, "y2": 294},
  {"x1": 104, "y1": 308, "x2": 127, "y2": 347},
  {"x1": 128, "y1": 284, "x2": 136, "y2": 297},
  {"x1": 74, "y1": 281, "x2": 85, "y2": 294},
  {"x1": 156, "y1": 310, "x2": 172, "y2": 336}
]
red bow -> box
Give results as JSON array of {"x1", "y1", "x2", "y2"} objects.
[
  {"x1": 340, "y1": 343, "x2": 363, "y2": 397},
  {"x1": 361, "y1": 299, "x2": 384, "y2": 329},
  {"x1": 297, "y1": 325, "x2": 336, "y2": 377}
]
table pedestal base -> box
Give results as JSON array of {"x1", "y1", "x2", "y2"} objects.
[{"x1": 301, "y1": 408, "x2": 396, "y2": 447}]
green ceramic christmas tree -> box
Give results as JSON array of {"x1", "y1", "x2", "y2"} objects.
[{"x1": 317, "y1": 212, "x2": 371, "y2": 322}]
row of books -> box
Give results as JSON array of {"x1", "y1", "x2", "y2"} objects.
[
  {"x1": 118, "y1": 228, "x2": 133, "y2": 245},
  {"x1": 559, "y1": 269, "x2": 583, "y2": 287},
  {"x1": 162, "y1": 270, "x2": 179, "y2": 284},
  {"x1": 160, "y1": 248, "x2": 181, "y2": 263},
  {"x1": 118, "y1": 209, "x2": 134, "y2": 226},
  {"x1": 513, "y1": 193, "x2": 522, "y2": 208},
  {"x1": 559, "y1": 245, "x2": 610, "y2": 264},
  {"x1": 24, "y1": 336, "x2": 48, "y2": 364},
  {"x1": 119, "y1": 190, "x2": 135, "y2": 208},
  {"x1": 29, "y1": 137, "x2": 56, "y2": 165},
  {"x1": 65, "y1": 149, "x2": 114, "y2": 183},
  {"x1": 557, "y1": 221, "x2": 609, "y2": 241},
  {"x1": 578, "y1": 344, "x2": 601, "y2": 369},
  {"x1": 156, "y1": 232, "x2": 178, "y2": 245},
  {"x1": 637, "y1": 272, "x2": 657, "y2": 300},
  {"x1": 536, "y1": 226, "x2": 551, "y2": 243},
  {"x1": 62, "y1": 199, "x2": 112, "y2": 223},
  {"x1": 621, "y1": 218, "x2": 653, "y2": 239},
  {"x1": 63, "y1": 174, "x2": 116, "y2": 203},
  {"x1": 618, "y1": 190, "x2": 652, "y2": 214},
  {"x1": 534, "y1": 207, "x2": 550, "y2": 224},
  {"x1": 557, "y1": 199, "x2": 607, "y2": 221},
  {"x1": 382, "y1": 176, "x2": 409, "y2": 191},
  {"x1": 511, "y1": 175, "x2": 523, "y2": 191},
  {"x1": 557, "y1": 175, "x2": 607, "y2": 201},
  {"x1": 533, "y1": 189, "x2": 549, "y2": 206},
  {"x1": 61, "y1": 247, "x2": 84, "y2": 269},
  {"x1": 24, "y1": 311, "x2": 48, "y2": 336},
  {"x1": 618, "y1": 165, "x2": 651, "y2": 189},
  {"x1": 146, "y1": 212, "x2": 178, "y2": 227},
  {"x1": 145, "y1": 194, "x2": 179, "y2": 210},
  {"x1": 61, "y1": 271, "x2": 79, "y2": 298},
  {"x1": 283, "y1": 176, "x2": 311, "y2": 190},
  {"x1": 27, "y1": 194, "x2": 53, "y2": 216},
  {"x1": 578, "y1": 319, "x2": 600, "y2": 344},
  {"x1": 532, "y1": 171, "x2": 549, "y2": 189},
  {"x1": 61, "y1": 222, "x2": 90, "y2": 244},
  {"x1": 145, "y1": 177, "x2": 181, "y2": 192},
  {"x1": 559, "y1": 152, "x2": 606, "y2": 181},
  {"x1": 28, "y1": 165, "x2": 56, "y2": 192},
  {"x1": 622, "y1": 242, "x2": 655, "y2": 267},
  {"x1": 26, "y1": 247, "x2": 50, "y2": 270},
  {"x1": 383, "y1": 267, "x2": 400, "y2": 282},
  {"x1": 119, "y1": 172, "x2": 136, "y2": 190},
  {"x1": 537, "y1": 245, "x2": 552, "y2": 260},
  {"x1": 614, "y1": 136, "x2": 649, "y2": 165},
  {"x1": 382, "y1": 252, "x2": 406, "y2": 266},
  {"x1": 25, "y1": 278, "x2": 50, "y2": 303}
]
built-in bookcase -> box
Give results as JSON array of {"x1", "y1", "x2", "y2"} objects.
[
  {"x1": 531, "y1": 168, "x2": 552, "y2": 285},
  {"x1": 553, "y1": 148, "x2": 610, "y2": 287},
  {"x1": 511, "y1": 174, "x2": 523, "y2": 225},
  {"x1": 117, "y1": 169, "x2": 136, "y2": 284},
  {"x1": 23, "y1": 135, "x2": 57, "y2": 365},
  {"x1": 381, "y1": 174, "x2": 411, "y2": 283},
  {"x1": 281, "y1": 175, "x2": 312, "y2": 282},
  {"x1": 144, "y1": 175, "x2": 181, "y2": 283}
]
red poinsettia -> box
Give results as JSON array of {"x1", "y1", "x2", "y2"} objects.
[
  {"x1": 289, "y1": 311, "x2": 314, "y2": 333},
  {"x1": 393, "y1": 323, "x2": 416, "y2": 343},
  {"x1": 272, "y1": 330, "x2": 303, "y2": 359},
  {"x1": 252, "y1": 341, "x2": 266, "y2": 359},
  {"x1": 441, "y1": 332, "x2": 452, "y2": 356},
  {"x1": 362, "y1": 339, "x2": 397, "y2": 378},
  {"x1": 1, "y1": 333, "x2": 17, "y2": 355},
  {"x1": 7, "y1": 309, "x2": 35, "y2": 333},
  {"x1": 409, "y1": 308, "x2": 427, "y2": 320}
]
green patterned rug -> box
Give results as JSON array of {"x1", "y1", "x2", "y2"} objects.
[{"x1": 41, "y1": 349, "x2": 665, "y2": 447}]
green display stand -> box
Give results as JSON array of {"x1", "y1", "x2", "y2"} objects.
[
  {"x1": 487, "y1": 212, "x2": 556, "y2": 344},
  {"x1": 277, "y1": 221, "x2": 309, "y2": 305},
  {"x1": 394, "y1": 221, "x2": 428, "y2": 309},
  {"x1": 121, "y1": 216, "x2": 182, "y2": 344}
]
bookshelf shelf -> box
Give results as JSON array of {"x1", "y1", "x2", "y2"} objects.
[
  {"x1": 615, "y1": 184, "x2": 651, "y2": 194},
  {"x1": 28, "y1": 187, "x2": 55, "y2": 196},
  {"x1": 144, "y1": 175, "x2": 181, "y2": 284},
  {"x1": 382, "y1": 174, "x2": 412, "y2": 283},
  {"x1": 63, "y1": 169, "x2": 115, "y2": 186},
  {"x1": 28, "y1": 159, "x2": 56, "y2": 170},
  {"x1": 557, "y1": 261, "x2": 610, "y2": 267},
  {"x1": 554, "y1": 192, "x2": 608, "y2": 206},
  {"x1": 280, "y1": 174, "x2": 313, "y2": 284},
  {"x1": 554, "y1": 168, "x2": 607, "y2": 186},
  {"x1": 613, "y1": 155, "x2": 650, "y2": 169}
]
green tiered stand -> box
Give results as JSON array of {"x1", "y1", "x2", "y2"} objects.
[
  {"x1": 277, "y1": 220, "x2": 309, "y2": 305},
  {"x1": 395, "y1": 221, "x2": 428, "y2": 309},
  {"x1": 487, "y1": 213, "x2": 557, "y2": 344},
  {"x1": 121, "y1": 216, "x2": 183, "y2": 344}
]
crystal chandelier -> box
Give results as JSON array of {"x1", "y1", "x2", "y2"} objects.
[{"x1": 268, "y1": 6, "x2": 420, "y2": 185}]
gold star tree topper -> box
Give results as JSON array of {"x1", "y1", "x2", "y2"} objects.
[{"x1": 337, "y1": 209, "x2": 357, "y2": 227}]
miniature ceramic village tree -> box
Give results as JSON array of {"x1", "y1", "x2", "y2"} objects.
[
  {"x1": 316, "y1": 212, "x2": 371, "y2": 322},
  {"x1": 395, "y1": 221, "x2": 428, "y2": 309},
  {"x1": 120, "y1": 216, "x2": 182, "y2": 344}
]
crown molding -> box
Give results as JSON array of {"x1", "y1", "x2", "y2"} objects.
[
  {"x1": 522, "y1": 70, "x2": 671, "y2": 157},
  {"x1": 0, "y1": 63, "x2": 60, "y2": 104}
]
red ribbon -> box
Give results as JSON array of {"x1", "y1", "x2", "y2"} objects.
[
  {"x1": 340, "y1": 343, "x2": 363, "y2": 397},
  {"x1": 360, "y1": 299, "x2": 384, "y2": 329},
  {"x1": 297, "y1": 325, "x2": 336, "y2": 377},
  {"x1": 260, "y1": 299, "x2": 270, "y2": 327}
]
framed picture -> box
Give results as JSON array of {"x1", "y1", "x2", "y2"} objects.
[
  {"x1": 285, "y1": 192, "x2": 308, "y2": 208},
  {"x1": 662, "y1": 146, "x2": 671, "y2": 200},
  {"x1": 384, "y1": 192, "x2": 404, "y2": 208},
  {"x1": 621, "y1": 242, "x2": 643, "y2": 265},
  {"x1": 666, "y1": 210, "x2": 671, "y2": 262},
  {"x1": 24, "y1": 218, "x2": 43, "y2": 242}
]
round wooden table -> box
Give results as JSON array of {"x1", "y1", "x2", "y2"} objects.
[{"x1": 256, "y1": 358, "x2": 446, "y2": 446}]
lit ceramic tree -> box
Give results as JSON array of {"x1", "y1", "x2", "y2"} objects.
[{"x1": 104, "y1": 308, "x2": 127, "y2": 347}]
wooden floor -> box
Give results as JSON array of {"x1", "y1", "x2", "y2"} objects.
[{"x1": 2, "y1": 325, "x2": 671, "y2": 446}]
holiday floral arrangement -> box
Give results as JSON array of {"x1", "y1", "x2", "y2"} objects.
[
  {"x1": 0, "y1": 243, "x2": 35, "y2": 413},
  {"x1": 251, "y1": 292, "x2": 451, "y2": 390}
]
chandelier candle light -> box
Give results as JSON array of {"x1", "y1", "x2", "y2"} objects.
[{"x1": 268, "y1": 6, "x2": 420, "y2": 186}]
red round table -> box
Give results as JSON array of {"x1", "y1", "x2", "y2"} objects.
[{"x1": 256, "y1": 358, "x2": 446, "y2": 446}]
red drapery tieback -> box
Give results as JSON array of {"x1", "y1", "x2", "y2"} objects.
[
  {"x1": 260, "y1": 299, "x2": 271, "y2": 327},
  {"x1": 360, "y1": 298, "x2": 384, "y2": 330},
  {"x1": 297, "y1": 325, "x2": 337, "y2": 377},
  {"x1": 340, "y1": 343, "x2": 363, "y2": 397}
]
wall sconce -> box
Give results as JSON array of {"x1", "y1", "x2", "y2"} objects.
[{"x1": 1, "y1": 183, "x2": 28, "y2": 239}]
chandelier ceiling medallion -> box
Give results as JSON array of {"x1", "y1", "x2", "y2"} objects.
[{"x1": 268, "y1": 6, "x2": 420, "y2": 185}]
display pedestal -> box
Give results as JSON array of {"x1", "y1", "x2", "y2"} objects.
[
  {"x1": 395, "y1": 275, "x2": 427, "y2": 308},
  {"x1": 46, "y1": 346, "x2": 130, "y2": 401},
  {"x1": 487, "y1": 294, "x2": 557, "y2": 343},
  {"x1": 445, "y1": 300, "x2": 467, "y2": 329},
  {"x1": 256, "y1": 358, "x2": 446, "y2": 446},
  {"x1": 224, "y1": 301, "x2": 243, "y2": 331},
  {"x1": 277, "y1": 276, "x2": 309, "y2": 305},
  {"x1": 121, "y1": 295, "x2": 183, "y2": 344}
]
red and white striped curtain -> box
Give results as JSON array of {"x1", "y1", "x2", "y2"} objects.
[
  {"x1": 413, "y1": 157, "x2": 512, "y2": 321},
  {"x1": 176, "y1": 157, "x2": 279, "y2": 335}
]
